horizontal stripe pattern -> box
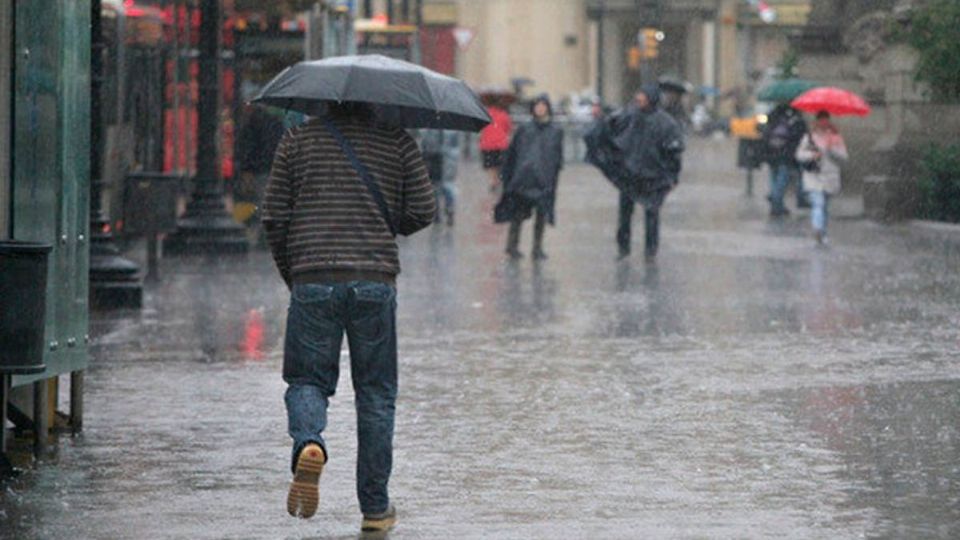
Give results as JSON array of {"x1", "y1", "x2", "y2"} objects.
[{"x1": 262, "y1": 116, "x2": 436, "y2": 284}]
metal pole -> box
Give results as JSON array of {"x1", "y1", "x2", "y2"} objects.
[
  {"x1": 32, "y1": 379, "x2": 47, "y2": 458},
  {"x1": 70, "y1": 371, "x2": 84, "y2": 434},
  {"x1": 195, "y1": 0, "x2": 220, "y2": 188},
  {"x1": 1, "y1": 375, "x2": 8, "y2": 457},
  {"x1": 183, "y1": 1, "x2": 194, "y2": 177},
  {"x1": 171, "y1": 0, "x2": 181, "y2": 175},
  {"x1": 713, "y1": 0, "x2": 721, "y2": 108},
  {"x1": 146, "y1": 235, "x2": 160, "y2": 282},
  {"x1": 89, "y1": 0, "x2": 143, "y2": 309},
  {"x1": 597, "y1": 0, "x2": 605, "y2": 101},
  {"x1": 164, "y1": 0, "x2": 248, "y2": 255}
]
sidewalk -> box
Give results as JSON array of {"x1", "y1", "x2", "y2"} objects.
[{"x1": 1, "y1": 137, "x2": 959, "y2": 540}]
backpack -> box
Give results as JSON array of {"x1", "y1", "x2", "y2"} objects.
[{"x1": 764, "y1": 116, "x2": 792, "y2": 152}]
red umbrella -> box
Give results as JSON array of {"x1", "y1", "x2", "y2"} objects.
[{"x1": 791, "y1": 87, "x2": 871, "y2": 117}]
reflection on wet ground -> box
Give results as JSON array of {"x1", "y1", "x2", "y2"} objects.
[{"x1": 2, "y1": 139, "x2": 959, "y2": 539}]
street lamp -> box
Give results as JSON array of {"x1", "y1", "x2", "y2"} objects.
[
  {"x1": 89, "y1": 0, "x2": 143, "y2": 308},
  {"x1": 164, "y1": 0, "x2": 248, "y2": 255}
]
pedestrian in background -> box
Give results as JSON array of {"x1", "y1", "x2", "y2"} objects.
[
  {"x1": 615, "y1": 84, "x2": 685, "y2": 261},
  {"x1": 479, "y1": 100, "x2": 513, "y2": 191},
  {"x1": 495, "y1": 95, "x2": 563, "y2": 260},
  {"x1": 795, "y1": 110, "x2": 848, "y2": 245},
  {"x1": 762, "y1": 103, "x2": 808, "y2": 217},
  {"x1": 237, "y1": 101, "x2": 285, "y2": 238},
  {"x1": 262, "y1": 101, "x2": 435, "y2": 532},
  {"x1": 420, "y1": 129, "x2": 460, "y2": 226}
]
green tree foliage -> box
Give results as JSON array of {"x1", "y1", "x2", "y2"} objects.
[
  {"x1": 918, "y1": 144, "x2": 960, "y2": 223},
  {"x1": 904, "y1": 0, "x2": 960, "y2": 101}
]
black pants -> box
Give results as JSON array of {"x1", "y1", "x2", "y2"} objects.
[
  {"x1": 507, "y1": 209, "x2": 547, "y2": 254},
  {"x1": 617, "y1": 193, "x2": 660, "y2": 257}
]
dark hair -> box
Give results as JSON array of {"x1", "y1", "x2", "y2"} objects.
[
  {"x1": 326, "y1": 101, "x2": 373, "y2": 119},
  {"x1": 816, "y1": 110, "x2": 831, "y2": 120},
  {"x1": 530, "y1": 94, "x2": 553, "y2": 117}
]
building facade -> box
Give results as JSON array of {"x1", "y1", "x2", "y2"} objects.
[
  {"x1": 422, "y1": 0, "x2": 813, "y2": 111},
  {"x1": 452, "y1": 0, "x2": 594, "y2": 103},
  {"x1": 587, "y1": 0, "x2": 813, "y2": 111}
]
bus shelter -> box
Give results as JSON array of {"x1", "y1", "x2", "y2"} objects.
[{"x1": 0, "y1": 0, "x2": 90, "y2": 465}]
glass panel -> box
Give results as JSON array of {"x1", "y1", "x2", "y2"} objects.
[{"x1": 0, "y1": 0, "x2": 10, "y2": 239}]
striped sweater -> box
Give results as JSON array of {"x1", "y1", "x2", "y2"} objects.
[{"x1": 262, "y1": 116, "x2": 436, "y2": 286}]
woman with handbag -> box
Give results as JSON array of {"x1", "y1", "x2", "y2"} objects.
[{"x1": 795, "y1": 111, "x2": 848, "y2": 245}]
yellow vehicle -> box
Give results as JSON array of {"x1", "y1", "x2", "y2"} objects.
[{"x1": 730, "y1": 111, "x2": 769, "y2": 196}]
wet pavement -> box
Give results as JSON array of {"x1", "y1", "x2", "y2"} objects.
[{"x1": 3, "y1": 138, "x2": 960, "y2": 539}]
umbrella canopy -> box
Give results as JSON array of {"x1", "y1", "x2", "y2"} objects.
[
  {"x1": 253, "y1": 55, "x2": 491, "y2": 132},
  {"x1": 658, "y1": 76, "x2": 693, "y2": 94},
  {"x1": 791, "y1": 86, "x2": 871, "y2": 117},
  {"x1": 757, "y1": 78, "x2": 820, "y2": 103}
]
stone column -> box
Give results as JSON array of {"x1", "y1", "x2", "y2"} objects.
[{"x1": 715, "y1": 0, "x2": 739, "y2": 116}]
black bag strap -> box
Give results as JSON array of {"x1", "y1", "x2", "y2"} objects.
[{"x1": 321, "y1": 118, "x2": 397, "y2": 236}]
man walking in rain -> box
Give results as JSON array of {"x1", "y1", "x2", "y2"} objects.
[
  {"x1": 615, "y1": 84, "x2": 685, "y2": 261},
  {"x1": 262, "y1": 101, "x2": 436, "y2": 532}
]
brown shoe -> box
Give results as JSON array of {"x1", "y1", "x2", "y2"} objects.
[
  {"x1": 287, "y1": 443, "x2": 325, "y2": 519},
  {"x1": 361, "y1": 504, "x2": 397, "y2": 532}
]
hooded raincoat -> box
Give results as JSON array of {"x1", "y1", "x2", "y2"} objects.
[
  {"x1": 585, "y1": 84, "x2": 684, "y2": 207},
  {"x1": 494, "y1": 99, "x2": 564, "y2": 224}
]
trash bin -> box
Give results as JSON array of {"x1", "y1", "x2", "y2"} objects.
[{"x1": 0, "y1": 241, "x2": 52, "y2": 375}]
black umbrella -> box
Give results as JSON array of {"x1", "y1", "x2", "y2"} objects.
[
  {"x1": 252, "y1": 55, "x2": 491, "y2": 132},
  {"x1": 658, "y1": 76, "x2": 693, "y2": 95}
]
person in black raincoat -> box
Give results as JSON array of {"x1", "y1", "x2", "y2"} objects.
[
  {"x1": 602, "y1": 84, "x2": 684, "y2": 260},
  {"x1": 495, "y1": 95, "x2": 563, "y2": 260},
  {"x1": 762, "y1": 103, "x2": 808, "y2": 216}
]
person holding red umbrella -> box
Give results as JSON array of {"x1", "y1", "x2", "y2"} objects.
[
  {"x1": 795, "y1": 111, "x2": 849, "y2": 245},
  {"x1": 791, "y1": 87, "x2": 867, "y2": 245}
]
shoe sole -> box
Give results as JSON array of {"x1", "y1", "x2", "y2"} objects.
[
  {"x1": 361, "y1": 515, "x2": 397, "y2": 532},
  {"x1": 287, "y1": 446, "x2": 324, "y2": 519}
]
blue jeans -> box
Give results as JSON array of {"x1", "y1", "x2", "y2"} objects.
[
  {"x1": 768, "y1": 164, "x2": 791, "y2": 214},
  {"x1": 809, "y1": 190, "x2": 830, "y2": 233},
  {"x1": 284, "y1": 281, "x2": 397, "y2": 515},
  {"x1": 434, "y1": 181, "x2": 456, "y2": 216}
]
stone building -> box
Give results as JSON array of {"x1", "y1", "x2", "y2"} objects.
[
  {"x1": 794, "y1": 0, "x2": 957, "y2": 220},
  {"x1": 425, "y1": 0, "x2": 814, "y2": 111},
  {"x1": 423, "y1": 0, "x2": 595, "y2": 103}
]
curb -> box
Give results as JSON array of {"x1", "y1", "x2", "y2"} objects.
[{"x1": 908, "y1": 219, "x2": 960, "y2": 234}]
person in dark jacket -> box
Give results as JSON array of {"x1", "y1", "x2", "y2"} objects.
[
  {"x1": 494, "y1": 95, "x2": 563, "y2": 260},
  {"x1": 762, "y1": 103, "x2": 808, "y2": 216},
  {"x1": 615, "y1": 84, "x2": 685, "y2": 261}
]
